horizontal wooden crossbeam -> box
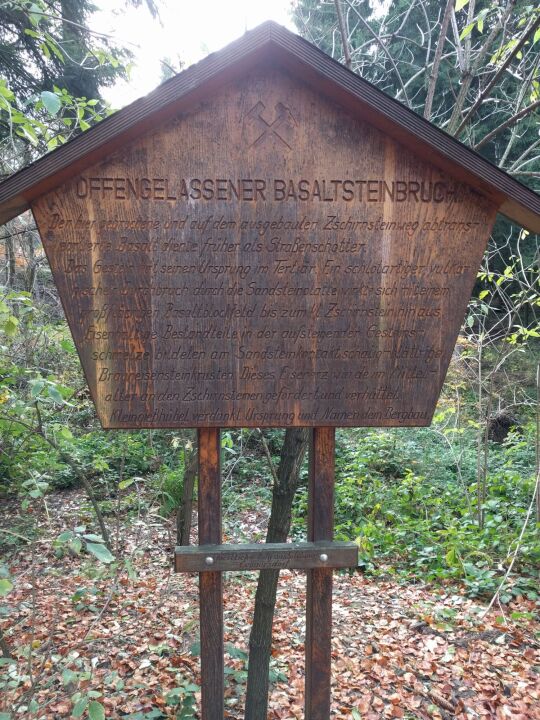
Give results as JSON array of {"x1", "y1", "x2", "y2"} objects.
[{"x1": 174, "y1": 541, "x2": 358, "y2": 573}]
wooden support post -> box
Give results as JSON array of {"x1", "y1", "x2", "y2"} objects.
[
  {"x1": 305, "y1": 427, "x2": 335, "y2": 720},
  {"x1": 197, "y1": 428, "x2": 223, "y2": 720}
]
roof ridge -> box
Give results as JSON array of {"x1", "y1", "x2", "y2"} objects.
[{"x1": 0, "y1": 20, "x2": 538, "y2": 231}]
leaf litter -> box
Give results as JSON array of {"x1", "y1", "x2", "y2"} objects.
[{"x1": 1, "y1": 489, "x2": 538, "y2": 719}]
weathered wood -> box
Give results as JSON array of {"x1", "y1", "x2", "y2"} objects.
[
  {"x1": 1, "y1": 23, "x2": 539, "y2": 231},
  {"x1": 174, "y1": 540, "x2": 358, "y2": 572},
  {"x1": 31, "y1": 66, "x2": 497, "y2": 430},
  {"x1": 306, "y1": 427, "x2": 335, "y2": 720},
  {"x1": 197, "y1": 428, "x2": 223, "y2": 720}
]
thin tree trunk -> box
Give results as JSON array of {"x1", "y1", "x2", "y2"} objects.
[
  {"x1": 476, "y1": 342, "x2": 484, "y2": 529},
  {"x1": 0, "y1": 627, "x2": 13, "y2": 658},
  {"x1": 334, "y1": 0, "x2": 352, "y2": 69},
  {"x1": 536, "y1": 364, "x2": 540, "y2": 525},
  {"x1": 55, "y1": 443, "x2": 111, "y2": 549},
  {"x1": 177, "y1": 447, "x2": 197, "y2": 545},
  {"x1": 245, "y1": 428, "x2": 310, "y2": 720},
  {"x1": 448, "y1": 0, "x2": 515, "y2": 135},
  {"x1": 5, "y1": 233, "x2": 15, "y2": 287}
]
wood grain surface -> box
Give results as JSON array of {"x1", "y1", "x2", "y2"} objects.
[
  {"x1": 306, "y1": 428, "x2": 336, "y2": 720},
  {"x1": 31, "y1": 67, "x2": 498, "y2": 429},
  {"x1": 174, "y1": 540, "x2": 358, "y2": 572},
  {"x1": 197, "y1": 428, "x2": 223, "y2": 720}
]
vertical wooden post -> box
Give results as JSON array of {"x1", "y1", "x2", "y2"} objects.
[
  {"x1": 305, "y1": 427, "x2": 335, "y2": 720},
  {"x1": 197, "y1": 428, "x2": 223, "y2": 720}
]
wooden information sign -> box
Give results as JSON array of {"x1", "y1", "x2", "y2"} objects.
[
  {"x1": 0, "y1": 21, "x2": 539, "y2": 720},
  {"x1": 31, "y1": 73, "x2": 498, "y2": 430}
]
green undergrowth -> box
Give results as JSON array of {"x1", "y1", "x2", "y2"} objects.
[
  {"x1": 1, "y1": 290, "x2": 538, "y2": 602},
  {"x1": 292, "y1": 424, "x2": 539, "y2": 601}
]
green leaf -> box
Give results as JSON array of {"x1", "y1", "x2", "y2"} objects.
[
  {"x1": 189, "y1": 641, "x2": 201, "y2": 656},
  {"x1": 47, "y1": 385, "x2": 64, "y2": 403},
  {"x1": 460, "y1": 22, "x2": 475, "y2": 40},
  {"x1": 455, "y1": 0, "x2": 470, "y2": 10},
  {"x1": 86, "y1": 543, "x2": 115, "y2": 564},
  {"x1": 72, "y1": 697, "x2": 88, "y2": 718},
  {"x1": 40, "y1": 90, "x2": 61, "y2": 116},
  {"x1": 45, "y1": 35, "x2": 65, "y2": 63},
  {"x1": 18, "y1": 124, "x2": 38, "y2": 145},
  {"x1": 118, "y1": 478, "x2": 134, "y2": 490},
  {"x1": 0, "y1": 83, "x2": 14, "y2": 100},
  {"x1": 3, "y1": 316, "x2": 19, "y2": 337},
  {"x1": 83, "y1": 534, "x2": 105, "y2": 542},
  {"x1": 30, "y1": 379, "x2": 45, "y2": 398},
  {"x1": 69, "y1": 537, "x2": 83, "y2": 554},
  {"x1": 88, "y1": 701, "x2": 105, "y2": 720},
  {"x1": 352, "y1": 710, "x2": 362, "y2": 720},
  {"x1": 479, "y1": 290, "x2": 490, "y2": 300},
  {"x1": 60, "y1": 338, "x2": 75, "y2": 353},
  {"x1": 0, "y1": 579, "x2": 13, "y2": 596},
  {"x1": 57, "y1": 426, "x2": 73, "y2": 441},
  {"x1": 183, "y1": 684, "x2": 199, "y2": 692},
  {"x1": 0, "y1": 713, "x2": 12, "y2": 720},
  {"x1": 62, "y1": 668, "x2": 78, "y2": 685},
  {"x1": 57, "y1": 530, "x2": 73, "y2": 543}
]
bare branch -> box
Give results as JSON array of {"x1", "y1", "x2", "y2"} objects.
[
  {"x1": 474, "y1": 98, "x2": 540, "y2": 150},
  {"x1": 447, "y1": 0, "x2": 516, "y2": 135},
  {"x1": 343, "y1": 0, "x2": 411, "y2": 107},
  {"x1": 334, "y1": 0, "x2": 352, "y2": 69},
  {"x1": 455, "y1": 13, "x2": 540, "y2": 135},
  {"x1": 424, "y1": 0, "x2": 453, "y2": 121},
  {"x1": 257, "y1": 429, "x2": 279, "y2": 489}
]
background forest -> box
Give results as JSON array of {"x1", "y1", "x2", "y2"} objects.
[{"x1": 0, "y1": 1, "x2": 539, "y2": 718}]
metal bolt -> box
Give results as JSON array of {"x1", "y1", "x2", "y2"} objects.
[
  {"x1": 205, "y1": 556, "x2": 214, "y2": 566},
  {"x1": 319, "y1": 553, "x2": 328, "y2": 563}
]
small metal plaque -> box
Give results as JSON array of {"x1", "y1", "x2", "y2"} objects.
[{"x1": 174, "y1": 541, "x2": 359, "y2": 573}]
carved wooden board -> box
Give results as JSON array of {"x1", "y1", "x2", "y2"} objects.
[{"x1": 32, "y1": 68, "x2": 497, "y2": 428}]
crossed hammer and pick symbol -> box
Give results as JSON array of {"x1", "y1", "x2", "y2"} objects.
[{"x1": 243, "y1": 101, "x2": 297, "y2": 150}]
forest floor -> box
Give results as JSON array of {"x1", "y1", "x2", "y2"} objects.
[{"x1": 1, "y1": 489, "x2": 539, "y2": 720}]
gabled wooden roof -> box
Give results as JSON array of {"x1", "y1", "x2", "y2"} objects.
[{"x1": 0, "y1": 20, "x2": 539, "y2": 231}]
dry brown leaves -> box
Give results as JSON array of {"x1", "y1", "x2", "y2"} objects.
[{"x1": 1, "y1": 491, "x2": 538, "y2": 719}]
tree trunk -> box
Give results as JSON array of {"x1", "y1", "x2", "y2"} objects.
[
  {"x1": 176, "y1": 447, "x2": 197, "y2": 545},
  {"x1": 245, "y1": 427, "x2": 310, "y2": 720},
  {"x1": 0, "y1": 628, "x2": 13, "y2": 659}
]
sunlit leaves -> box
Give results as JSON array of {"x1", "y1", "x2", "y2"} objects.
[{"x1": 0, "y1": 578, "x2": 13, "y2": 596}]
